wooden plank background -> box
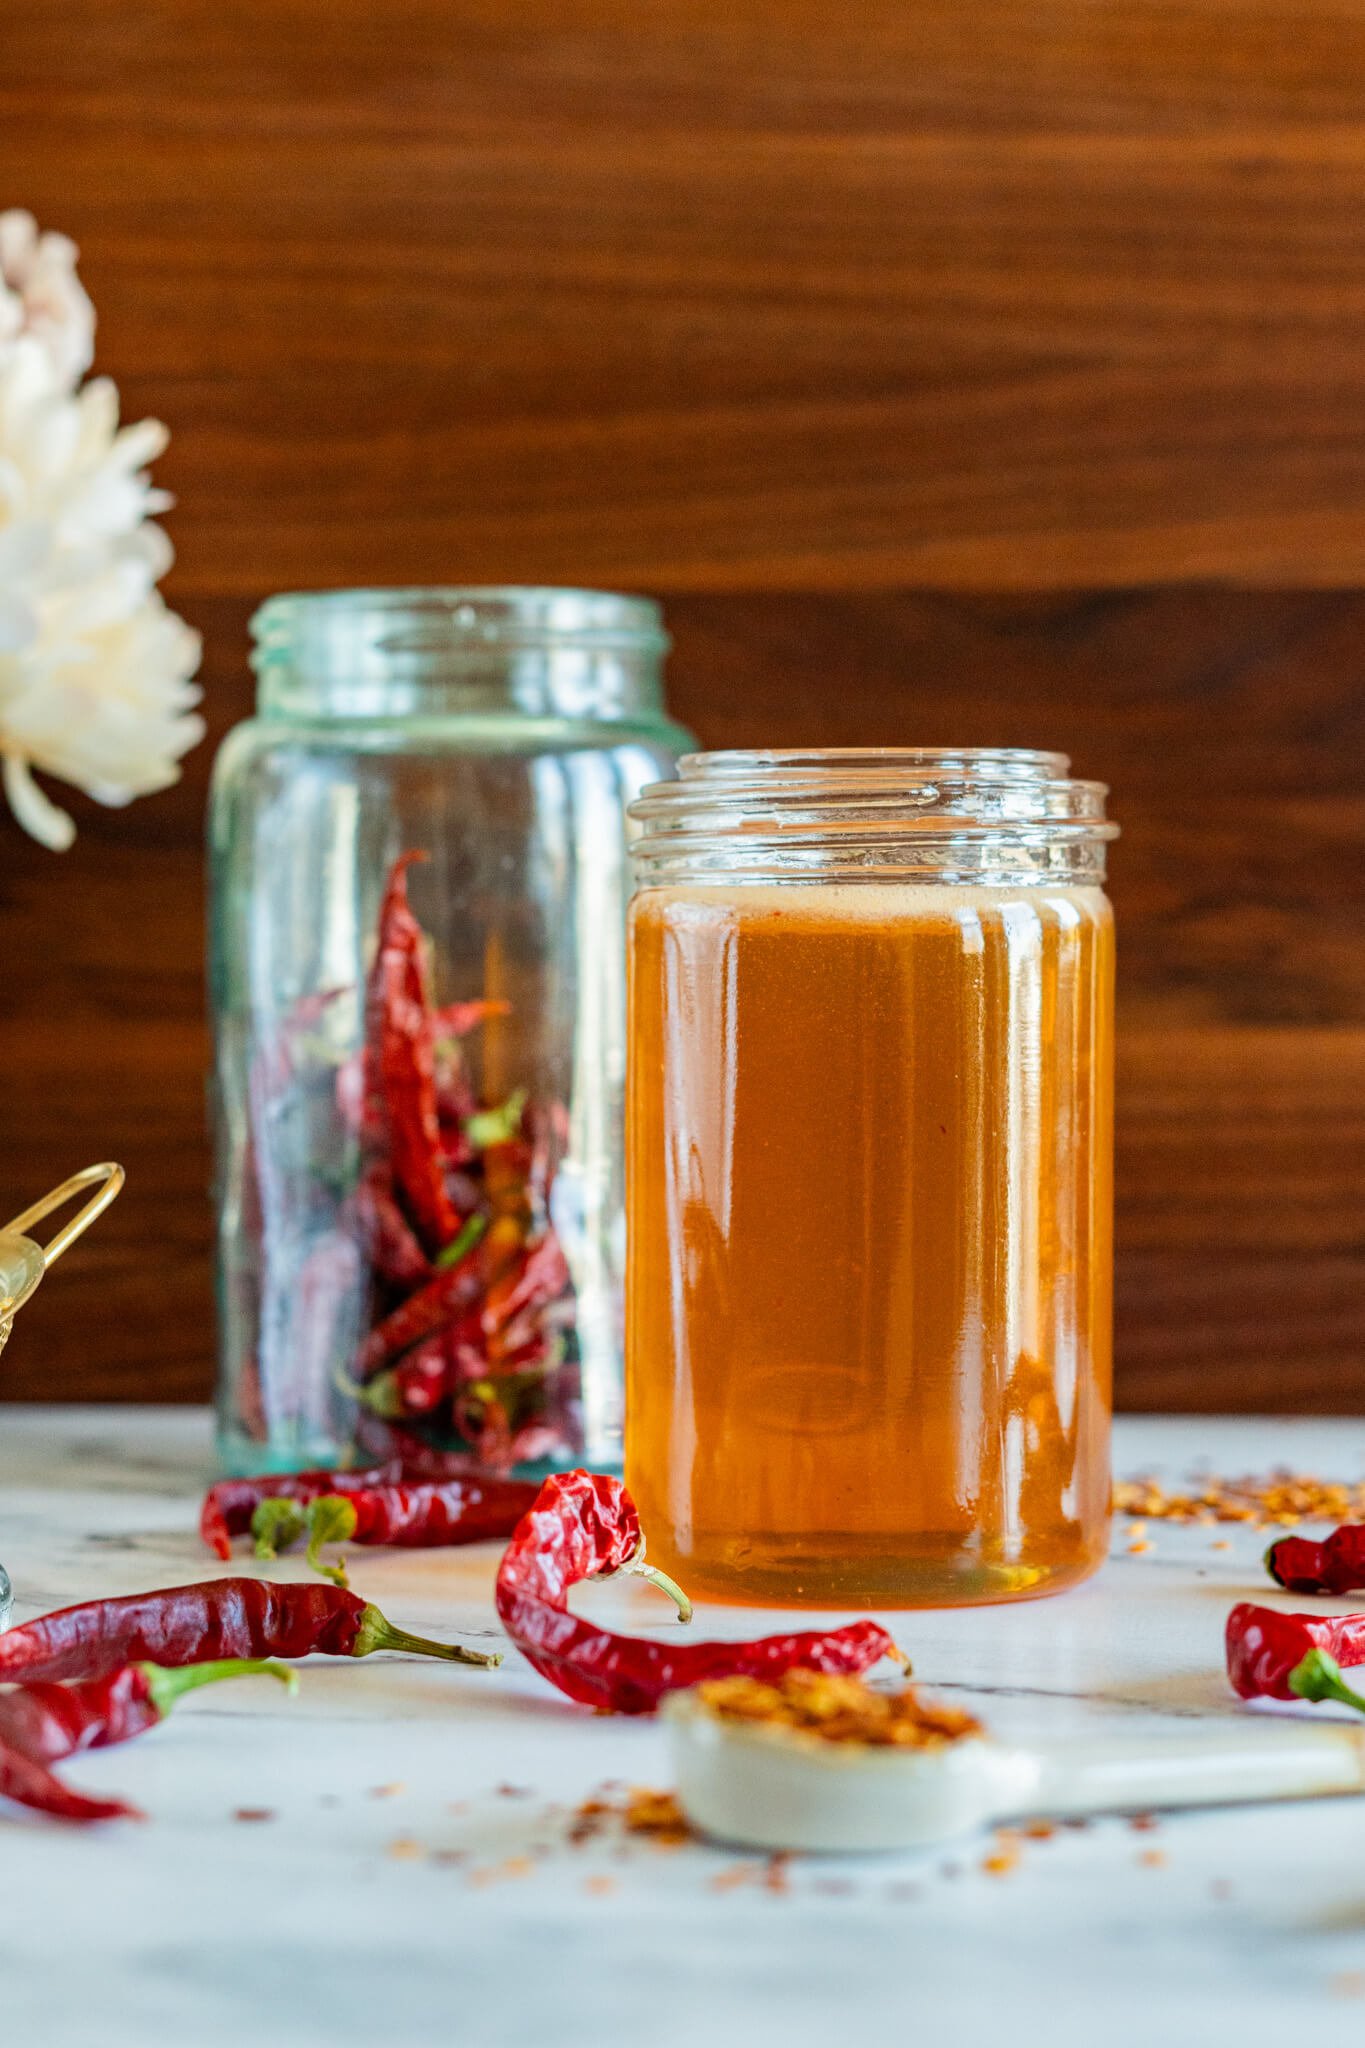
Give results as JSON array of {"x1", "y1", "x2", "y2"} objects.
[{"x1": 1, "y1": 3, "x2": 1363, "y2": 1410}]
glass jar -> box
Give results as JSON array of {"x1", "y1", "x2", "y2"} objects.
[
  {"x1": 625, "y1": 749, "x2": 1117, "y2": 1608},
  {"x1": 209, "y1": 587, "x2": 693, "y2": 1477}
]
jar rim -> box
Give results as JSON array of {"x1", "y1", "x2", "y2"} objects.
[
  {"x1": 252, "y1": 586, "x2": 670, "y2": 659},
  {"x1": 629, "y1": 747, "x2": 1117, "y2": 885}
]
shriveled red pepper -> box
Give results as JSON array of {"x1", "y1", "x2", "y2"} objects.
[
  {"x1": 0, "y1": 1579, "x2": 500, "y2": 1684},
  {"x1": 356, "y1": 1228, "x2": 514, "y2": 1379},
  {"x1": 1226, "y1": 1602, "x2": 1365, "y2": 1711},
  {"x1": 200, "y1": 1465, "x2": 402, "y2": 1560},
  {"x1": 363, "y1": 852, "x2": 462, "y2": 1256},
  {"x1": 1266, "y1": 1526, "x2": 1365, "y2": 1597},
  {"x1": 0, "y1": 1658, "x2": 294, "y2": 1824},
  {"x1": 252, "y1": 1474, "x2": 540, "y2": 1575},
  {"x1": 495, "y1": 1471, "x2": 901, "y2": 1715}
]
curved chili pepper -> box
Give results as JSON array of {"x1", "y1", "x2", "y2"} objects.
[
  {"x1": 0, "y1": 1579, "x2": 500, "y2": 1683},
  {"x1": 0, "y1": 1658, "x2": 294, "y2": 1825},
  {"x1": 495, "y1": 1471, "x2": 901, "y2": 1716},
  {"x1": 1266, "y1": 1527, "x2": 1365, "y2": 1596},
  {"x1": 363, "y1": 852, "x2": 462, "y2": 1255},
  {"x1": 251, "y1": 1475, "x2": 543, "y2": 1585},
  {"x1": 1, "y1": 1744, "x2": 137, "y2": 1825},
  {"x1": 1226, "y1": 1601, "x2": 1365, "y2": 1709}
]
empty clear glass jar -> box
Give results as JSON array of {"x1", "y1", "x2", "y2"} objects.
[{"x1": 209, "y1": 587, "x2": 692, "y2": 1476}]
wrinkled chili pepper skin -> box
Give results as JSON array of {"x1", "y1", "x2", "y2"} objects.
[
  {"x1": 1266, "y1": 1528, "x2": 1365, "y2": 1596},
  {"x1": 495, "y1": 1471, "x2": 898, "y2": 1715},
  {"x1": 337, "y1": 1477, "x2": 541, "y2": 1547},
  {"x1": 1225, "y1": 1602, "x2": 1365, "y2": 1699},
  {"x1": 0, "y1": 1580, "x2": 380, "y2": 1683}
]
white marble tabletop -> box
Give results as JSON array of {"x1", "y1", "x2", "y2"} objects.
[{"x1": 4, "y1": 1408, "x2": 1365, "y2": 2046}]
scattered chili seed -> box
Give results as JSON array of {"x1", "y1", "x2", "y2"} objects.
[
  {"x1": 496, "y1": 1783, "x2": 533, "y2": 1798},
  {"x1": 710, "y1": 1863, "x2": 765, "y2": 1893},
  {"x1": 982, "y1": 1851, "x2": 1017, "y2": 1877},
  {"x1": 371, "y1": 1783, "x2": 406, "y2": 1799},
  {"x1": 387, "y1": 1836, "x2": 425, "y2": 1860},
  {"x1": 583, "y1": 1874, "x2": 617, "y2": 1897},
  {"x1": 1138, "y1": 1848, "x2": 1167, "y2": 1868},
  {"x1": 1023, "y1": 1819, "x2": 1056, "y2": 1841},
  {"x1": 234, "y1": 1808, "x2": 277, "y2": 1823},
  {"x1": 1127, "y1": 1539, "x2": 1153, "y2": 1555},
  {"x1": 763, "y1": 1853, "x2": 792, "y2": 1894},
  {"x1": 1129, "y1": 1813, "x2": 1159, "y2": 1832}
]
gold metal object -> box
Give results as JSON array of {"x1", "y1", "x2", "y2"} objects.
[{"x1": 0, "y1": 1163, "x2": 125, "y2": 1358}]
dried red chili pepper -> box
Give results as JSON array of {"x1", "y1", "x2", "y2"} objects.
[
  {"x1": 0, "y1": 1657, "x2": 294, "y2": 1825},
  {"x1": 495, "y1": 1471, "x2": 901, "y2": 1715},
  {"x1": 357, "y1": 1229, "x2": 513, "y2": 1378},
  {"x1": 352, "y1": 1168, "x2": 432, "y2": 1289},
  {"x1": 1266, "y1": 1526, "x2": 1365, "y2": 1596},
  {"x1": 1226, "y1": 1601, "x2": 1365, "y2": 1711},
  {"x1": 0, "y1": 1579, "x2": 500, "y2": 1684},
  {"x1": 363, "y1": 852, "x2": 462, "y2": 1255},
  {"x1": 1, "y1": 1743, "x2": 138, "y2": 1825},
  {"x1": 200, "y1": 1464, "x2": 404, "y2": 1559},
  {"x1": 251, "y1": 1475, "x2": 542, "y2": 1585}
]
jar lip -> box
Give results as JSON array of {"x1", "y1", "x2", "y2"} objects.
[
  {"x1": 629, "y1": 747, "x2": 1117, "y2": 882},
  {"x1": 251, "y1": 586, "x2": 670, "y2": 658}
]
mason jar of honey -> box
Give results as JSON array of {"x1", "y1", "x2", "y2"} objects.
[{"x1": 625, "y1": 750, "x2": 1117, "y2": 1608}]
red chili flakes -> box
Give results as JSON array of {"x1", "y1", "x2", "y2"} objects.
[
  {"x1": 567, "y1": 1797, "x2": 613, "y2": 1847},
  {"x1": 495, "y1": 1783, "x2": 533, "y2": 1798},
  {"x1": 623, "y1": 1788, "x2": 692, "y2": 1845},
  {"x1": 1138, "y1": 1848, "x2": 1167, "y2": 1869},
  {"x1": 1022, "y1": 1819, "x2": 1056, "y2": 1841},
  {"x1": 710, "y1": 1863, "x2": 766, "y2": 1894},
  {"x1": 763, "y1": 1852, "x2": 792, "y2": 1895},
  {"x1": 1114, "y1": 1473, "x2": 1365, "y2": 1529},
  {"x1": 233, "y1": 1807, "x2": 276, "y2": 1823},
  {"x1": 1129, "y1": 1813, "x2": 1159, "y2": 1833},
  {"x1": 387, "y1": 1836, "x2": 426, "y2": 1861},
  {"x1": 370, "y1": 1782, "x2": 406, "y2": 1799}
]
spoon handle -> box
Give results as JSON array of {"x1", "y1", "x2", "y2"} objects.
[{"x1": 1027, "y1": 1719, "x2": 1365, "y2": 1819}]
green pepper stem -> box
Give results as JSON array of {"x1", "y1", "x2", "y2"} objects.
[
  {"x1": 354, "y1": 1605, "x2": 502, "y2": 1669},
  {"x1": 1288, "y1": 1648, "x2": 1365, "y2": 1715},
  {"x1": 252, "y1": 1497, "x2": 308, "y2": 1559},
  {"x1": 604, "y1": 1543, "x2": 693, "y2": 1625},
  {"x1": 139, "y1": 1658, "x2": 299, "y2": 1718},
  {"x1": 306, "y1": 1496, "x2": 358, "y2": 1588},
  {"x1": 435, "y1": 1211, "x2": 489, "y2": 1271}
]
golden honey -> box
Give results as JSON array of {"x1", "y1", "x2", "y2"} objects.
[{"x1": 625, "y1": 752, "x2": 1116, "y2": 1608}]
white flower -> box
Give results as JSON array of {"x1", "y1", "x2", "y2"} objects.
[
  {"x1": 0, "y1": 218, "x2": 202, "y2": 851},
  {"x1": 0, "y1": 210, "x2": 94, "y2": 393}
]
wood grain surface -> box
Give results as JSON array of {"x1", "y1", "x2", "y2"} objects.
[{"x1": 1, "y1": 5, "x2": 1363, "y2": 1410}]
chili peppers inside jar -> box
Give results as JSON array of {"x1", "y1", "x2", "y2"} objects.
[
  {"x1": 626, "y1": 750, "x2": 1118, "y2": 1607},
  {"x1": 210, "y1": 588, "x2": 692, "y2": 1476}
]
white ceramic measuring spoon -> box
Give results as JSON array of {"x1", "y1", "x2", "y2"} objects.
[{"x1": 664, "y1": 1690, "x2": 1365, "y2": 1853}]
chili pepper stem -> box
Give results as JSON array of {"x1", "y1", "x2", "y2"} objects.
[
  {"x1": 1264, "y1": 1541, "x2": 1289, "y2": 1586},
  {"x1": 603, "y1": 1545, "x2": 694, "y2": 1625},
  {"x1": 305, "y1": 1497, "x2": 359, "y2": 1589},
  {"x1": 253, "y1": 1497, "x2": 309, "y2": 1560},
  {"x1": 1288, "y1": 1648, "x2": 1365, "y2": 1716},
  {"x1": 138, "y1": 1658, "x2": 300, "y2": 1715},
  {"x1": 354, "y1": 1606, "x2": 502, "y2": 1669}
]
